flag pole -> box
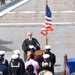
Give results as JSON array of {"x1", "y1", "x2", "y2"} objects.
[
  {"x1": 46, "y1": 0, "x2": 48, "y2": 45},
  {"x1": 46, "y1": 31, "x2": 48, "y2": 45}
]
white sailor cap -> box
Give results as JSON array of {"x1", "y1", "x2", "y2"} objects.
[
  {"x1": 0, "y1": 51, "x2": 5, "y2": 55},
  {"x1": 45, "y1": 45, "x2": 51, "y2": 49},
  {"x1": 14, "y1": 50, "x2": 20, "y2": 55},
  {"x1": 44, "y1": 71, "x2": 53, "y2": 75},
  {"x1": 43, "y1": 54, "x2": 50, "y2": 59},
  {"x1": 29, "y1": 45, "x2": 34, "y2": 49},
  {"x1": 12, "y1": 54, "x2": 19, "y2": 59}
]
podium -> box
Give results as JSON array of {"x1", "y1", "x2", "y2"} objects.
[{"x1": 27, "y1": 50, "x2": 45, "y2": 56}]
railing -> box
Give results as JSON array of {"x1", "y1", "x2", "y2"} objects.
[{"x1": 0, "y1": 0, "x2": 21, "y2": 12}]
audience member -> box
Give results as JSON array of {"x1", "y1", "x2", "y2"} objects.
[
  {"x1": 25, "y1": 54, "x2": 39, "y2": 75},
  {"x1": 0, "y1": 57, "x2": 8, "y2": 75},
  {"x1": 9, "y1": 54, "x2": 25, "y2": 75},
  {"x1": 13, "y1": 49, "x2": 25, "y2": 73},
  {"x1": 44, "y1": 45, "x2": 56, "y2": 67},
  {"x1": 39, "y1": 45, "x2": 56, "y2": 74},
  {"x1": 0, "y1": 51, "x2": 8, "y2": 67},
  {"x1": 40, "y1": 54, "x2": 53, "y2": 72},
  {"x1": 14, "y1": 49, "x2": 25, "y2": 63}
]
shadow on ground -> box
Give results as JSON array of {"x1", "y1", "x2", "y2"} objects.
[{"x1": 0, "y1": 39, "x2": 13, "y2": 51}]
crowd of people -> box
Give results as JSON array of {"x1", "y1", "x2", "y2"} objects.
[{"x1": 0, "y1": 32, "x2": 56, "y2": 75}]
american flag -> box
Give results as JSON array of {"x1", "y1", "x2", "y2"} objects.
[{"x1": 41, "y1": 4, "x2": 53, "y2": 36}]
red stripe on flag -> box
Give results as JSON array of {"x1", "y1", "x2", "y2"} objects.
[{"x1": 45, "y1": 16, "x2": 52, "y2": 21}]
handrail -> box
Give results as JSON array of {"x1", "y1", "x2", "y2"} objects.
[{"x1": 0, "y1": 0, "x2": 21, "y2": 12}]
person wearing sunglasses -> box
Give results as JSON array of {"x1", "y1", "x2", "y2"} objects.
[{"x1": 22, "y1": 32, "x2": 40, "y2": 60}]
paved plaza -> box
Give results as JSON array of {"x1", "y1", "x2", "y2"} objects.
[
  {"x1": 0, "y1": 0, "x2": 75, "y2": 75},
  {"x1": 0, "y1": 24, "x2": 75, "y2": 75}
]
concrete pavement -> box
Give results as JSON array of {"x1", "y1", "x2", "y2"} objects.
[
  {"x1": 0, "y1": 0, "x2": 75, "y2": 75},
  {"x1": 0, "y1": 24, "x2": 75, "y2": 75}
]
